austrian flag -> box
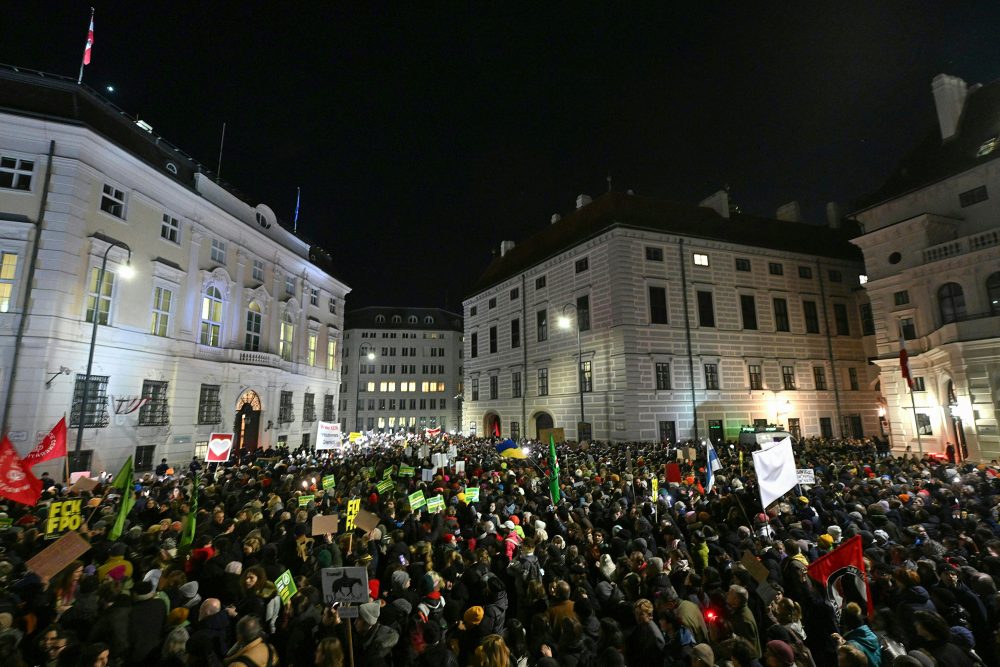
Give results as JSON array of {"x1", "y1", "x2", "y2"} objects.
[
  {"x1": 899, "y1": 336, "x2": 913, "y2": 389},
  {"x1": 83, "y1": 10, "x2": 94, "y2": 66}
]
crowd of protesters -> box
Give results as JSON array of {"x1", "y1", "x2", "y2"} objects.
[{"x1": 0, "y1": 432, "x2": 998, "y2": 667}]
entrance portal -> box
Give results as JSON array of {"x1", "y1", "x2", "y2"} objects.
[
  {"x1": 484, "y1": 413, "x2": 501, "y2": 438},
  {"x1": 534, "y1": 412, "x2": 554, "y2": 438},
  {"x1": 234, "y1": 390, "x2": 263, "y2": 453}
]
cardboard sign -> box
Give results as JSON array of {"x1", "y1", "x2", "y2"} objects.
[
  {"x1": 796, "y1": 468, "x2": 816, "y2": 485},
  {"x1": 299, "y1": 495, "x2": 315, "y2": 507},
  {"x1": 311, "y1": 514, "x2": 340, "y2": 536},
  {"x1": 465, "y1": 487, "x2": 480, "y2": 503},
  {"x1": 741, "y1": 550, "x2": 770, "y2": 583},
  {"x1": 398, "y1": 465, "x2": 415, "y2": 477},
  {"x1": 538, "y1": 427, "x2": 565, "y2": 444},
  {"x1": 26, "y1": 531, "x2": 91, "y2": 579},
  {"x1": 207, "y1": 433, "x2": 234, "y2": 462},
  {"x1": 354, "y1": 508, "x2": 380, "y2": 533},
  {"x1": 376, "y1": 479, "x2": 393, "y2": 495},
  {"x1": 322, "y1": 475, "x2": 336, "y2": 490},
  {"x1": 69, "y1": 471, "x2": 91, "y2": 483},
  {"x1": 321, "y1": 566, "x2": 369, "y2": 606},
  {"x1": 426, "y1": 496, "x2": 445, "y2": 513},
  {"x1": 344, "y1": 498, "x2": 361, "y2": 531},
  {"x1": 69, "y1": 477, "x2": 100, "y2": 494},
  {"x1": 316, "y1": 422, "x2": 343, "y2": 450},
  {"x1": 275, "y1": 569, "x2": 297, "y2": 603},
  {"x1": 408, "y1": 490, "x2": 426, "y2": 509},
  {"x1": 46, "y1": 499, "x2": 82, "y2": 537}
]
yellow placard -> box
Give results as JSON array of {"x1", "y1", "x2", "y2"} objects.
[
  {"x1": 344, "y1": 498, "x2": 361, "y2": 531},
  {"x1": 348, "y1": 432, "x2": 363, "y2": 443},
  {"x1": 45, "y1": 499, "x2": 82, "y2": 537}
]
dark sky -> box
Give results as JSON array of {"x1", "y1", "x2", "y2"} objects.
[{"x1": 5, "y1": 3, "x2": 1000, "y2": 309}]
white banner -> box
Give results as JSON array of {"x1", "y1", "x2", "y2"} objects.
[
  {"x1": 752, "y1": 437, "x2": 798, "y2": 508},
  {"x1": 316, "y1": 422, "x2": 343, "y2": 450}
]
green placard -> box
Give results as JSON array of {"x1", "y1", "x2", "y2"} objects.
[
  {"x1": 299, "y1": 495, "x2": 315, "y2": 507},
  {"x1": 376, "y1": 479, "x2": 394, "y2": 495},
  {"x1": 408, "y1": 490, "x2": 426, "y2": 509},
  {"x1": 399, "y1": 465, "x2": 415, "y2": 477},
  {"x1": 0, "y1": 517, "x2": 12, "y2": 530},
  {"x1": 426, "y1": 495, "x2": 445, "y2": 513},
  {"x1": 275, "y1": 569, "x2": 297, "y2": 603},
  {"x1": 465, "y1": 487, "x2": 480, "y2": 503},
  {"x1": 383, "y1": 467, "x2": 393, "y2": 480},
  {"x1": 322, "y1": 475, "x2": 336, "y2": 490}
]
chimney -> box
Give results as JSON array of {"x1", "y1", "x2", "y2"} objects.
[
  {"x1": 932, "y1": 73, "x2": 968, "y2": 140},
  {"x1": 775, "y1": 201, "x2": 802, "y2": 222},
  {"x1": 500, "y1": 240, "x2": 516, "y2": 257},
  {"x1": 699, "y1": 189, "x2": 730, "y2": 219},
  {"x1": 826, "y1": 202, "x2": 842, "y2": 229},
  {"x1": 551, "y1": 214, "x2": 561, "y2": 224},
  {"x1": 576, "y1": 194, "x2": 592, "y2": 209}
]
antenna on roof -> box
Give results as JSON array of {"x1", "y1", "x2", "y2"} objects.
[
  {"x1": 293, "y1": 187, "x2": 301, "y2": 233},
  {"x1": 215, "y1": 122, "x2": 226, "y2": 183}
]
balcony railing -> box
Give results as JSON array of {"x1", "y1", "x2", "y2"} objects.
[
  {"x1": 195, "y1": 346, "x2": 284, "y2": 368},
  {"x1": 923, "y1": 227, "x2": 1000, "y2": 263}
]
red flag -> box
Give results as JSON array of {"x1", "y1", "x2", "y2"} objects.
[
  {"x1": 0, "y1": 436, "x2": 42, "y2": 506},
  {"x1": 807, "y1": 535, "x2": 873, "y2": 616},
  {"x1": 22, "y1": 417, "x2": 67, "y2": 467},
  {"x1": 899, "y1": 336, "x2": 913, "y2": 390},
  {"x1": 665, "y1": 462, "x2": 682, "y2": 483},
  {"x1": 493, "y1": 420, "x2": 500, "y2": 438},
  {"x1": 82, "y1": 10, "x2": 94, "y2": 66}
]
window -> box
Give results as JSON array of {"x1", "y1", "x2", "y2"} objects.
[
  {"x1": 575, "y1": 257, "x2": 589, "y2": 273},
  {"x1": 510, "y1": 287, "x2": 519, "y2": 300},
  {"x1": 977, "y1": 136, "x2": 999, "y2": 157},
  {"x1": 813, "y1": 366, "x2": 827, "y2": 390},
  {"x1": 828, "y1": 270, "x2": 842, "y2": 283},
  {"x1": 913, "y1": 376, "x2": 926, "y2": 392},
  {"x1": 893, "y1": 290, "x2": 909, "y2": 306},
  {"x1": 245, "y1": 303, "x2": 262, "y2": 351},
  {"x1": 198, "y1": 384, "x2": 221, "y2": 424},
  {"x1": 537, "y1": 368, "x2": 549, "y2": 396},
  {"x1": 329, "y1": 298, "x2": 337, "y2": 315},
  {"x1": 85, "y1": 267, "x2": 115, "y2": 325},
  {"x1": 100, "y1": 183, "x2": 126, "y2": 218},
  {"x1": 489, "y1": 326, "x2": 497, "y2": 354},
  {"x1": 735, "y1": 258, "x2": 751, "y2": 272},
  {"x1": 489, "y1": 376, "x2": 498, "y2": 400},
  {"x1": 848, "y1": 367, "x2": 859, "y2": 391},
  {"x1": 471, "y1": 378, "x2": 479, "y2": 401},
  {"x1": 150, "y1": 286, "x2": 172, "y2": 337},
  {"x1": 160, "y1": 214, "x2": 180, "y2": 243},
  {"x1": 138, "y1": 380, "x2": 169, "y2": 426},
  {"x1": 134, "y1": 445, "x2": 155, "y2": 473},
  {"x1": 252, "y1": 259, "x2": 265, "y2": 282},
  {"x1": 916, "y1": 412, "x2": 933, "y2": 435},
  {"x1": 310, "y1": 288, "x2": 319, "y2": 306},
  {"x1": 408, "y1": 315, "x2": 417, "y2": 324},
  {"x1": 820, "y1": 417, "x2": 833, "y2": 439},
  {"x1": 798, "y1": 266, "x2": 812, "y2": 279},
  {"x1": 740, "y1": 294, "x2": 758, "y2": 330},
  {"x1": 646, "y1": 246, "x2": 663, "y2": 262},
  {"x1": 200, "y1": 286, "x2": 223, "y2": 346},
  {"x1": 782, "y1": 366, "x2": 796, "y2": 390},
  {"x1": 210, "y1": 238, "x2": 226, "y2": 264},
  {"x1": 768, "y1": 262, "x2": 784, "y2": 275},
  {"x1": 470, "y1": 332, "x2": 478, "y2": 358},
  {"x1": 511, "y1": 371, "x2": 522, "y2": 398},
  {"x1": 748, "y1": 364, "x2": 763, "y2": 390},
  {"x1": 510, "y1": 318, "x2": 520, "y2": 349},
  {"x1": 938, "y1": 282, "x2": 966, "y2": 324},
  {"x1": 70, "y1": 374, "x2": 109, "y2": 428},
  {"x1": 487, "y1": 297, "x2": 496, "y2": 310},
  {"x1": 988, "y1": 272, "x2": 1000, "y2": 315},
  {"x1": 829, "y1": 303, "x2": 849, "y2": 335},
  {"x1": 803, "y1": 300, "x2": 820, "y2": 333},
  {"x1": 536, "y1": 309, "x2": 548, "y2": 342},
  {"x1": 576, "y1": 295, "x2": 591, "y2": 331},
  {"x1": 900, "y1": 317, "x2": 916, "y2": 340},
  {"x1": 860, "y1": 303, "x2": 875, "y2": 335},
  {"x1": 327, "y1": 339, "x2": 337, "y2": 371},
  {"x1": 0, "y1": 252, "x2": 16, "y2": 312},
  {"x1": 376, "y1": 314, "x2": 386, "y2": 323},
  {"x1": 0, "y1": 155, "x2": 33, "y2": 190},
  {"x1": 308, "y1": 332, "x2": 318, "y2": 366},
  {"x1": 279, "y1": 391, "x2": 294, "y2": 424},
  {"x1": 323, "y1": 394, "x2": 335, "y2": 421},
  {"x1": 649, "y1": 286, "x2": 668, "y2": 324},
  {"x1": 303, "y1": 393, "x2": 316, "y2": 422},
  {"x1": 959, "y1": 185, "x2": 988, "y2": 207},
  {"x1": 510, "y1": 421, "x2": 520, "y2": 440},
  {"x1": 535, "y1": 275, "x2": 546, "y2": 289},
  {"x1": 580, "y1": 360, "x2": 593, "y2": 392},
  {"x1": 773, "y1": 298, "x2": 789, "y2": 332},
  {"x1": 285, "y1": 275, "x2": 295, "y2": 295},
  {"x1": 693, "y1": 253, "x2": 709, "y2": 266},
  {"x1": 279, "y1": 314, "x2": 295, "y2": 361},
  {"x1": 655, "y1": 362, "x2": 671, "y2": 390},
  {"x1": 704, "y1": 363, "x2": 719, "y2": 390},
  {"x1": 697, "y1": 291, "x2": 715, "y2": 327}
]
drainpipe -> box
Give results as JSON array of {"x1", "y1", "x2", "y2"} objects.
[
  {"x1": 679, "y1": 239, "x2": 699, "y2": 441},
  {"x1": 2, "y1": 140, "x2": 55, "y2": 437},
  {"x1": 817, "y1": 259, "x2": 844, "y2": 436},
  {"x1": 521, "y1": 274, "x2": 527, "y2": 439}
]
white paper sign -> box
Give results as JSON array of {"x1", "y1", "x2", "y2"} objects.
[
  {"x1": 796, "y1": 468, "x2": 816, "y2": 485},
  {"x1": 316, "y1": 422, "x2": 343, "y2": 450},
  {"x1": 421, "y1": 468, "x2": 434, "y2": 482},
  {"x1": 454, "y1": 460, "x2": 466, "y2": 474}
]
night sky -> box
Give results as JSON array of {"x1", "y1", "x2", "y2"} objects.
[{"x1": 4, "y1": 3, "x2": 1000, "y2": 309}]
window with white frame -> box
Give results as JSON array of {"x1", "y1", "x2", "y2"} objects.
[
  {"x1": 279, "y1": 313, "x2": 294, "y2": 361},
  {"x1": 327, "y1": 338, "x2": 336, "y2": 370},
  {"x1": 200, "y1": 286, "x2": 223, "y2": 346},
  {"x1": 210, "y1": 238, "x2": 226, "y2": 264},
  {"x1": 308, "y1": 332, "x2": 318, "y2": 366},
  {"x1": 150, "y1": 286, "x2": 172, "y2": 337},
  {"x1": 0, "y1": 155, "x2": 34, "y2": 191},
  {"x1": 693, "y1": 253, "x2": 709, "y2": 266},
  {"x1": 252, "y1": 259, "x2": 264, "y2": 282},
  {"x1": 285, "y1": 275, "x2": 295, "y2": 295},
  {"x1": 310, "y1": 288, "x2": 319, "y2": 306},
  {"x1": 85, "y1": 267, "x2": 115, "y2": 325},
  {"x1": 100, "y1": 183, "x2": 126, "y2": 218},
  {"x1": 328, "y1": 297, "x2": 337, "y2": 314},
  {"x1": 245, "y1": 303, "x2": 262, "y2": 351},
  {"x1": 0, "y1": 252, "x2": 17, "y2": 313},
  {"x1": 160, "y1": 214, "x2": 180, "y2": 243}
]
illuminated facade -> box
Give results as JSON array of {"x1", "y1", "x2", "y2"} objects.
[
  {"x1": 0, "y1": 67, "x2": 349, "y2": 474},
  {"x1": 463, "y1": 192, "x2": 881, "y2": 443}
]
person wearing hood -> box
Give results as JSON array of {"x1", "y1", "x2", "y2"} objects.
[
  {"x1": 329, "y1": 601, "x2": 399, "y2": 667},
  {"x1": 128, "y1": 580, "x2": 167, "y2": 664},
  {"x1": 832, "y1": 602, "x2": 881, "y2": 667},
  {"x1": 97, "y1": 543, "x2": 133, "y2": 582},
  {"x1": 480, "y1": 574, "x2": 509, "y2": 637}
]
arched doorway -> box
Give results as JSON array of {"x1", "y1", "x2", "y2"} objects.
[
  {"x1": 234, "y1": 390, "x2": 263, "y2": 453},
  {"x1": 534, "y1": 412, "x2": 554, "y2": 438},
  {"x1": 484, "y1": 412, "x2": 501, "y2": 438}
]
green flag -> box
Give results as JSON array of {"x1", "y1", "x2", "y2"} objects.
[
  {"x1": 549, "y1": 433, "x2": 560, "y2": 504},
  {"x1": 108, "y1": 456, "x2": 135, "y2": 541},
  {"x1": 180, "y1": 473, "x2": 199, "y2": 548},
  {"x1": 110, "y1": 456, "x2": 133, "y2": 493}
]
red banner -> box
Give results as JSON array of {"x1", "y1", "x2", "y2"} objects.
[
  {"x1": 807, "y1": 535, "x2": 873, "y2": 616},
  {"x1": 22, "y1": 417, "x2": 67, "y2": 467},
  {"x1": 0, "y1": 435, "x2": 42, "y2": 506}
]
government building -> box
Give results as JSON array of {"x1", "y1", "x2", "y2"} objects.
[
  {"x1": 462, "y1": 191, "x2": 882, "y2": 444},
  {"x1": 341, "y1": 307, "x2": 463, "y2": 435},
  {"x1": 0, "y1": 67, "x2": 350, "y2": 474},
  {"x1": 852, "y1": 73, "x2": 1000, "y2": 461}
]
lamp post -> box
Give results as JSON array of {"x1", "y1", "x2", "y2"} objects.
[
  {"x1": 72, "y1": 240, "x2": 132, "y2": 472},
  {"x1": 354, "y1": 344, "x2": 375, "y2": 432},
  {"x1": 557, "y1": 303, "x2": 585, "y2": 434}
]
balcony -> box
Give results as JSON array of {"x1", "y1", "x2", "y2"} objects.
[
  {"x1": 923, "y1": 227, "x2": 1000, "y2": 263},
  {"x1": 925, "y1": 311, "x2": 1000, "y2": 349},
  {"x1": 194, "y1": 345, "x2": 283, "y2": 368}
]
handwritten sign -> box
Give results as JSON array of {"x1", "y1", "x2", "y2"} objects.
[
  {"x1": 45, "y1": 499, "x2": 82, "y2": 537},
  {"x1": 408, "y1": 490, "x2": 426, "y2": 510},
  {"x1": 321, "y1": 566, "x2": 369, "y2": 606},
  {"x1": 796, "y1": 469, "x2": 816, "y2": 485},
  {"x1": 344, "y1": 498, "x2": 361, "y2": 531},
  {"x1": 275, "y1": 569, "x2": 297, "y2": 603}
]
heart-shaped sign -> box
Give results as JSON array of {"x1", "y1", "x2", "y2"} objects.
[{"x1": 207, "y1": 434, "x2": 233, "y2": 462}]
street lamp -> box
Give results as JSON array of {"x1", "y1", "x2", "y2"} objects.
[
  {"x1": 354, "y1": 344, "x2": 376, "y2": 432},
  {"x1": 557, "y1": 303, "x2": 585, "y2": 435},
  {"x1": 72, "y1": 240, "x2": 132, "y2": 472}
]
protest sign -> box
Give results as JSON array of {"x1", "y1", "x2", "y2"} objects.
[
  {"x1": 316, "y1": 422, "x2": 343, "y2": 450},
  {"x1": 398, "y1": 465, "x2": 415, "y2": 477},
  {"x1": 322, "y1": 475, "x2": 336, "y2": 490},
  {"x1": 421, "y1": 468, "x2": 434, "y2": 482},
  {"x1": 69, "y1": 477, "x2": 100, "y2": 493},
  {"x1": 454, "y1": 460, "x2": 465, "y2": 474},
  {"x1": 344, "y1": 498, "x2": 361, "y2": 531},
  {"x1": 45, "y1": 499, "x2": 82, "y2": 537},
  {"x1": 354, "y1": 508, "x2": 380, "y2": 533},
  {"x1": 741, "y1": 550, "x2": 770, "y2": 583},
  {"x1": 465, "y1": 487, "x2": 480, "y2": 503},
  {"x1": 321, "y1": 567, "x2": 369, "y2": 606},
  {"x1": 206, "y1": 433, "x2": 233, "y2": 463},
  {"x1": 275, "y1": 569, "x2": 297, "y2": 603},
  {"x1": 376, "y1": 479, "x2": 393, "y2": 495},
  {"x1": 26, "y1": 531, "x2": 90, "y2": 580},
  {"x1": 311, "y1": 514, "x2": 340, "y2": 536},
  {"x1": 426, "y1": 496, "x2": 445, "y2": 513},
  {"x1": 796, "y1": 468, "x2": 816, "y2": 485},
  {"x1": 69, "y1": 471, "x2": 91, "y2": 483},
  {"x1": 408, "y1": 489, "x2": 426, "y2": 509},
  {"x1": 299, "y1": 495, "x2": 315, "y2": 507},
  {"x1": 348, "y1": 432, "x2": 362, "y2": 443}
]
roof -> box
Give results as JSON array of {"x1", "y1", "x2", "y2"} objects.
[
  {"x1": 855, "y1": 78, "x2": 1000, "y2": 212},
  {"x1": 344, "y1": 306, "x2": 463, "y2": 332},
  {"x1": 468, "y1": 192, "x2": 863, "y2": 296}
]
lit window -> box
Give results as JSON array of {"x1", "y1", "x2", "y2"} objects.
[
  {"x1": 100, "y1": 183, "x2": 126, "y2": 218},
  {"x1": 977, "y1": 136, "x2": 1000, "y2": 157},
  {"x1": 86, "y1": 267, "x2": 116, "y2": 325},
  {"x1": 0, "y1": 156, "x2": 34, "y2": 190},
  {"x1": 150, "y1": 286, "x2": 172, "y2": 337},
  {"x1": 252, "y1": 259, "x2": 264, "y2": 282},
  {"x1": 693, "y1": 253, "x2": 709, "y2": 266},
  {"x1": 308, "y1": 332, "x2": 318, "y2": 366},
  {"x1": 210, "y1": 239, "x2": 226, "y2": 264},
  {"x1": 0, "y1": 252, "x2": 17, "y2": 312},
  {"x1": 859, "y1": 274, "x2": 868, "y2": 285},
  {"x1": 200, "y1": 286, "x2": 223, "y2": 346},
  {"x1": 160, "y1": 214, "x2": 180, "y2": 243},
  {"x1": 279, "y1": 314, "x2": 295, "y2": 361},
  {"x1": 327, "y1": 338, "x2": 337, "y2": 370}
]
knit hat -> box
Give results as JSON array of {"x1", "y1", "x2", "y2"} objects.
[
  {"x1": 765, "y1": 640, "x2": 795, "y2": 666},
  {"x1": 168, "y1": 607, "x2": 189, "y2": 626},
  {"x1": 143, "y1": 568, "x2": 163, "y2": 589},
  {"x1": 133, "y1": 580, "x2": 156, "y2": 601},
  {"x1": 827, "y1": 525, "x2": 843, "y2": 543},
  {"x1": 817, "y1": 534, "x2": 834, "y2": 551},
  {"x1": 691, "y1": 643, "x2": 714, "y2": 666},
  {"x1": 178, "y1": 581, "x2": 201, "y2": 609},
  {"x1": 418, "y1": 573, "x2": 435, "y2": 596},
  {"x1": 359, "y1": 601, "x2": 381, "y2": 625},
  {"x1": 463, "y1": 606, "x2": 484, "y2": 627},
  {"x1": 391, "y1": 570, "x2": 411, "y2": 591}
]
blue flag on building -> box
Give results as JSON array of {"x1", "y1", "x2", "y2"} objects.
[{"x1": 705, "y1": 441, "x2": 722, "y2": 493}]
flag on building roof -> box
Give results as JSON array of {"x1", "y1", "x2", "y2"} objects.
[{"x1": 83, "y1": 9, "x2": 94, "y2": 66}]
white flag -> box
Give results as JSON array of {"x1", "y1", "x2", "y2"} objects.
[
  {"x1": 752, "y1": 437, "x2": 797, "y2": 508},
  {"x1": 705, "y1": 441, "x2": 722, "y2": 493}
]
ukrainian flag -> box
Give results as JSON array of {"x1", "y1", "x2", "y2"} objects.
[{"x1": 496, "y1": 439, "x2": 526, "y2": 459}]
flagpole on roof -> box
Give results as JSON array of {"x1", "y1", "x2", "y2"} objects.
[{"x1": 78, "y1": 8, "x2": 94, "y2": 85}]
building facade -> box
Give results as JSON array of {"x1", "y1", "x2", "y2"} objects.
[
  {"x1": 341, "y1": 307, "x2": 463, "y2": 434},
  {"x1": 463, "y1": 192, "x2": 882, "y2": 444},
  {"x1": 852, "y1": 73, "x2": 1000, "y2": 461},
  {"x1": 0, "y1": 68, "x2": 350, "y2": 474}
]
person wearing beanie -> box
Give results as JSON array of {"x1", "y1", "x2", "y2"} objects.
[
  {"x1": 129, "y1": 580, "x2": 167, "y2": 663},
  {"x1": 763, "y1": 639, "x2": 796, "y2": 666},
  {"x1": 817, "y1": 534, "x2": 834, "y2": 554},
  {"x1": 328, "y1": 599, "x2": 399, "y2": 667},
  {"x1": 97, "y1": 543, "x2": 133, "y2": 582},
  {"x1": 691, "y1": 643, "x2": 714, "y2": 667}
]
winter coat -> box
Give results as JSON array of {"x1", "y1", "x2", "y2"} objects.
[
  {"x1": 481, "y1": 590, "x2": 509, "y2": 636},
  {"x1": 843, "y1": 624, "x2": 882, "y2": 667},
  {"x1": 626, "y1": 620, "x2": 665, "y2": 667},
  {"x1": 128, "y1": 597, "x2": 168, "y2": 664},
  {"x1": 729, "y1": 603, "x2": 761, "y2": 659}
]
